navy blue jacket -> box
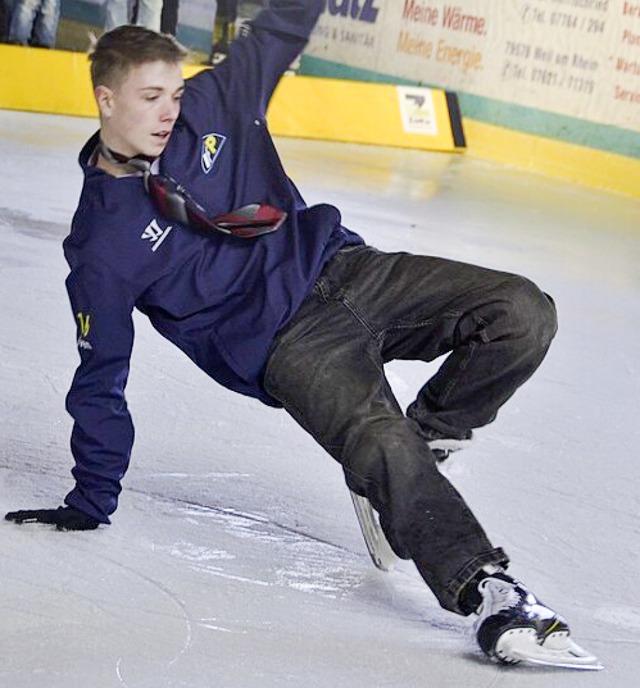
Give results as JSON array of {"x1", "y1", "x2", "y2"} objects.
[{"x1": 63, "y1": 0, "x2": 363, "y2": 523}]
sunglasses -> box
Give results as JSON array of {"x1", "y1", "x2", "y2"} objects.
[
  {"x1": 97, "y1": 142, "x2": 287, "y2": 239},
  {"x1": 142, "y1": 171, "x2": 287, "y2": 239}
]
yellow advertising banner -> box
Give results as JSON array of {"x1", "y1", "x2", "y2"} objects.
[{"x1": 0, "y1": 45, "x2": 464, "y2": 153}]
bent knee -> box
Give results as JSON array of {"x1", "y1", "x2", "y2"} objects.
[
  {"x1": 496, "y1": 276, "x2": 557, "y2": 344},
  {"x1": 343, "y1": 417, "x2": 435, "y2": 481}
]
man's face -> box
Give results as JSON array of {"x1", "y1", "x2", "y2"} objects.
[{"x1": 97, "y1": 60, "x2": 185, "y2": 158}]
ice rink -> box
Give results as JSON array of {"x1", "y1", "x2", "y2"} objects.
[{"x1": 1, "y1": 109, "x2": 639, "y2": 688}]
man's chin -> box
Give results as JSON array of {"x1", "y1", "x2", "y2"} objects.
[{"x1": 148, "y1": 134, "x2": 171, "y2": 156}]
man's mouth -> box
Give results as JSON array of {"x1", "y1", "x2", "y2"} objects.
[{"x1": 153, "y1": 131, "x2": 172, "y2": 144}]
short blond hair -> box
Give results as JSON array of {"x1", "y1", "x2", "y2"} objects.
[{"x1": 89, "y1": 25, "x2": 188, "y2": 89}]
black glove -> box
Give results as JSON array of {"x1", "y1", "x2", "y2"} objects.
[{"x1": 5, "y1": 506, "x2": 100, "y2": 531}]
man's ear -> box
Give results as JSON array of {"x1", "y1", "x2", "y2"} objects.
[{"x1": 95, "y1": 85, "x2": 115, "y2": 118}]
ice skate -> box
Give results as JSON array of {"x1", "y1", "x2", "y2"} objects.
[
  {"x1": 427, "y1": 432, "x2": 473, "y2": 462},
  {"x1": 349, "y1": 491, "x2": 397, "y2": 571},
  {"x1": 473, "y1": 571, "x2": 603, "y2": 670},
  {"x1": 349, "y1": 430, "x2": 472, "y2": 570},
  {"x1": 412, "y1": 423, "x2": 474, "y2": 462}
]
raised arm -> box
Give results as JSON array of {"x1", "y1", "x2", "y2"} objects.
[{"x1": 185, "y1": 0, "x2": 325, "y2": 118}]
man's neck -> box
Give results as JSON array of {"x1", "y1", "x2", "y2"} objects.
[
  {"x1": 94, "y1": 151, "x2": 138, "y2": 177},
  {"x1": 93, "y1": 138, "x2": 154, "y2": 177}
]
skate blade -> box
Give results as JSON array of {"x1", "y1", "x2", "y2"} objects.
[
  {"x1": 496, "y1": 628, "x2": 603, "y2": 671},
  {"x1": 349, "y1": 491, "x2": 397, "y2": 572}
]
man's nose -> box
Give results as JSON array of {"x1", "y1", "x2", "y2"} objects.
[{"x1": 162, "y1": 99, "x2": 180, "y2": 122}]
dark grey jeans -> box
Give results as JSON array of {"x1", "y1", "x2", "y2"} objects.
[{"x1": 264, "y1": 245, "x2": 557, "y2": 614}]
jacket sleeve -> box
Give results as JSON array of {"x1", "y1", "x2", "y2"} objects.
[
  {"x1": 63, "y1": 261, "x2": 136, "y2": 524},
  {"x1": 186, "y1": 0, "x2": 324, "y2": 117}
]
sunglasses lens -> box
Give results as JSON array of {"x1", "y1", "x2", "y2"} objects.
[
  {"x1": 213, "y1": 205, "x2": 287, "y2": 238},
  {"x1": 149, "y1": 176, "x2": 190, "y2": 225},
  {"x1": 145, "y1": 174, "x2": 285, "y2": 239},
  {"x1": 185, "y1": 201, "x2": 224, "y2": 233}
]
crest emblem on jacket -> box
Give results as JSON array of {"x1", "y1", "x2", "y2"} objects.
[{"x1": 201, "y1": 133, "x2": 227, "y2": 174}]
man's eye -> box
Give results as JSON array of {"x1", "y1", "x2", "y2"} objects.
[{"x1": 145, "y1": 95, "x2": 159, "y2": 101}]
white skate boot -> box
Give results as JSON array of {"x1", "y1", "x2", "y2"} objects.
[{"x1": 474, "y1": 571, "x2": 603, "y2": 670}]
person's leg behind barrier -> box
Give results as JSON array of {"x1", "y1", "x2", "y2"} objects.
[
  {"x1": 136, "y1": 0, "x2": 162, "y2": 31},
  {"x1": 7, "y1": 0, "x2": 39, "y2": 43},
  {"x1": 103, "y1": 0, "x2": 129, "y2": 31},
  {"x1": 31, "y1": 0, "x2": 59, "y2": 47}
]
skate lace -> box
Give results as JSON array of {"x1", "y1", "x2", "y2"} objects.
[{"x1": 476, "y1": 577, "x2": 522, "y2": 618}]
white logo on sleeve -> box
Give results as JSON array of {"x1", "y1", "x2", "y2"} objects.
[{"x1": 141, "y1": 219, "x2": 173, "y2": 252}]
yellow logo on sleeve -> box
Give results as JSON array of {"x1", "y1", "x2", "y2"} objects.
[{"x1": 76, "y1": 312, "x2": 91, "y2": 338}]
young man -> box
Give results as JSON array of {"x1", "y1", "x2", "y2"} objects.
[{"x1": 5, "y1": 0, "x2": 600, "y2": 670}]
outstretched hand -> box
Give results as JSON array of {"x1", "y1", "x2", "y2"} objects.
[{"x1": 5, "y1": 506, "x2": 100, "y2": 531}]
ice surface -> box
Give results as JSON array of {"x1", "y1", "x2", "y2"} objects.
[{"x1": 1, "y1": 110, "x2": 639, "y2": 687}]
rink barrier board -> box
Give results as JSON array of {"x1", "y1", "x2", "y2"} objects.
[
  {"x1": 0, "y1": 45, "x2": 638, "y2": 198},
  {"x1": 462, "y1": 120, "x2": 640, "y2": 199},
  {"x1": 0, "y1": 45, "x2": 462, "y2": 152},
  {"x1": 300, "y1": 55, "x2": 640, "y2": 160}
]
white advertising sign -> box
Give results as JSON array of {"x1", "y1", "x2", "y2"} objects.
[
  {"x1": 307, "y1": 1, "x2": 640, "y2": 133},
  {"x1": 397, "y1": 86, "x2": 439, "y2": 135}
]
